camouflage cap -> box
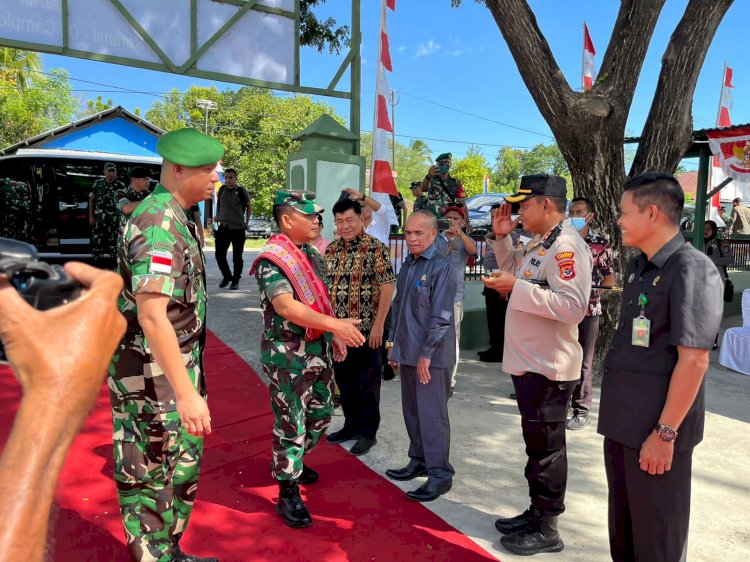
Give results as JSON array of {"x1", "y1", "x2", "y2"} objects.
[
  {"x1": 157, "y1": 127, "x2": 225, "y2": 168},
  {"x1": 104, "y1": 162, "x2": 117, "y2": 171},
  {"x1": 274, "y1": 190, "x2": 324, "y2": 215},
  {"x1": 436, "y1": 152, "x2": 452, "y2": 162},
  {"x1": 129, "y1": 166, "x2": 150, "y2": 178}
]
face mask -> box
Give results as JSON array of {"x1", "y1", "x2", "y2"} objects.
[
  {"x1": 438, "y1": 164, "x2": 449, "y2": 174},
  {"x1": 570, "y1": 217, "x2": 587, "y2": 230}
]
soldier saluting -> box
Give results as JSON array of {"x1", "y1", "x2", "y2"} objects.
[
  {"x1": 109, "y1": 128, "x2": 223, "y2": 562},
  {"x1": 251, "y1": 190, "x2": 365, "y2": 528}
]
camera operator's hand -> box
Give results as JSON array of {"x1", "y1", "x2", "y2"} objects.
[
  {"x1": 428, "y1": 165, "x2": 439, "y2": 178},
  {"x1": 0, "y1": 262, "x2": 125, "y2": 425},
  {"x1": 0, "y1": 263, "x2": 125, "y2": 562}
]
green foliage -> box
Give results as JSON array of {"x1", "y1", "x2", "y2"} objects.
[
  {"x1": 80, "y1": 95, "x2": 114, "y2": 118},
  {"x1": 145, "y1": 86, "x2": 343, "y2": 216},
  {"x1": 359, "y1": 133, "x2": 433, "y2": 200},
  {"x1": 0, "y1": 67, "x2": 77, "y2": 149},
  {"x1": 0, "y1": 48, "x2": 41, "y2": 93},
  {"x1": 492, "y1": 143, "x2": 573, "y2": 197},
  {"x1": 300, "y1": 0, "x2": 350, "y2": 54},
  {"x1": 451, "y1": 145, "x2": 491, "y2": 197}
]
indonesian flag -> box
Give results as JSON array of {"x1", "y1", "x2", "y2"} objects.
[
  {"x1": 369, "y1": 0, "x2": 399, "y2": 228},
  {"x1": 582, "y1": 23, "x2": 596, "y2": 90},
  {"x1": 483, "y1": 174, "x2": 490, "y2": 194},
  {"x1": 707, "y1": 126, "x2": 750, "y2": 185},
  {"x1": 710, "y1": 65, "x2": 741, "y2": 214}
]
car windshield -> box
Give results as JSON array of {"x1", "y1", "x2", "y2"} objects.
[{"x1": 466, "y1": 194, "x2": 511, "y2": 212}]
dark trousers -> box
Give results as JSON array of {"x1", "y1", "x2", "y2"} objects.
[
  {"x1": 380, "y1": 309, "x2": 395, "y2": 378},
  {"x1": 604, "y1": 438, "x2": 692, "y2": 562},
  {"x1": 483, "y1": 288, "x2": 508, "y2": 357},
  {"x1": 334, "y1": 343, "x2": 382, "y2": 439},
  {"x1": 571, "y1": 314, "x2": 599, "y2": 416},
  {"x1": 400, "y1": 364, "x2": 454, "y2": 484},
  {"x1": 512, "y1": 372, "x2": 576, "y2": 516},
  {"x1": 215, "y1": 225, "x2": 246, "y2": 283}
]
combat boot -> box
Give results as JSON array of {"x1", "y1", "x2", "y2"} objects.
[
  {"x1": 494, "y1": 506, "x2": 534, "y2": 534},
  {"x1": 500, "y1": 515, "x2": 564, "y2": 556},
  {"x1": 171, "y1": 542, "x2": 219, "y2": 561},
  {"x1": 276, "y1": 480, "x2": 312, "y2": 528}
]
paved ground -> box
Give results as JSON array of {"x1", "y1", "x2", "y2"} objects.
[{"x1": 206, "y1": 248, "x2": 750, "y2": 561}]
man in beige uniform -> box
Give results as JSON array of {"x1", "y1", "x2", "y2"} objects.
[{"x1": 482, "y1": 174, "x2": 591, "y2": 557}]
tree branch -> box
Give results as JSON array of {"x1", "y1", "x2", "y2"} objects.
[
  {"x1": 631, "y1": 0, "x2": 734, "y2": 176},
  {"x1": 483, "y1": 0, "x2": 574, "y2": 128}
]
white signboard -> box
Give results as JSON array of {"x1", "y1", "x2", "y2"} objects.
[{"x1": 0, "y1": 0, "x2": 296, "y2": 85}]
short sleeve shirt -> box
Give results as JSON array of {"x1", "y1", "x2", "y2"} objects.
[
  {"x1": 110, "y1": 184, "x2": 206, "y2": 416},
  {"x1": 583, "y1": 229, "x2": 614, "y2": 316},
  {"x1": 325, "y1": 232, "x2": 395, "y2": 337},
  {"x1": 598, "y1": 234, "x2": 724, "y2": 451}
]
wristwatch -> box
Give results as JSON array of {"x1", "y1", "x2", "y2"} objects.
[{"x1": 653, "y1": 423, "x2": 678, "y2": 442}]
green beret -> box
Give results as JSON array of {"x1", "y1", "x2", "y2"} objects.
[
  {"x1": 436, "y1": 152, "x2": 452, "y2": 162},
  {"x1": 104, "y1": 162, "x2": 117, "y2": 171},
  {"x1": 274, "y1": 190, "x2": 324, "y2": 215},
  {"x1": 129, "y1": 166, "x2": 150, "y2": 178},
  {"x1": 157, "y1": 128, "x2": 225, "y2": 168}
]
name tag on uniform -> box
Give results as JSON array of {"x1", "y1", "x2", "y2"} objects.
[{"x1": 632, "y1": 316, "x2": 651, "y2": 347}]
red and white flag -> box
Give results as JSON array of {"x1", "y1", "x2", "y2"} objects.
[
  {"x1": 711, "y1": 64, "x2": 740, "y2": 218},
  {"x1": 582, "y1": 23, "x2": 596, "y2": 90},
  {"x1": 369, "y1": 0, "x2": 399, "y2": 228}
]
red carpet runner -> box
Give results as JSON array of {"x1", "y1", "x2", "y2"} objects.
[{"x1": 0, "y1": 332, "x2": 497, "y2": 561}]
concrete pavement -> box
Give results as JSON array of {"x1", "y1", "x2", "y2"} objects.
[{"x1": 205, "y1": 248, "x2": 750, "y2": 561}]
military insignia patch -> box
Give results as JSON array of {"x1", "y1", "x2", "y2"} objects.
[
  {"x1": 523, "y1": 270, "x2": 533, "y2": 278},
  {"x1": 555, "y1": 251, "x2": 574, "y2": 261},
  {"x1": 537, "y1": 249, "x2": 546, "y2": 256},
  {"x1": 149, "y1": 250, "x2": 173, "y2": 274}
]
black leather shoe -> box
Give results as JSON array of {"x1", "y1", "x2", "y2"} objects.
[
  {"x1": 495, "y1": 506, "x2": 534, "y2": 534},
  {"x1": 509, "y1": 392, "x2": 517, "y2": 400},
  {"x1": 500, "y1": 516, "x2": 564, "y2": 555},
  {"x1": 276, "y1": 480, "x2": 312, "y2": 528},
  {"x1": 477, "y1": 348, "x2": 493, "y2": 357},
  {"x1": 299, "y1": 465, "x2": 318, "y2": 484},
  {"x1": 172, "y1": 544, "x2": 219, "y2": 562},
  {"x1": 406, "y1": 479, "x2": 452, "y2": 502},
  {"x1": 326, "y1": 428, "x2": 360, "y2": 444},
  {"x1": 219, "y1": 278, "x2": 230, "y2": 288},
  {"x1": 229, "y1": 282, "x2": 239, "y2": 290},
  {"x1": 479, "y1": 353, "x2": 503, "y2": 363},
  {"x1": 382, "y1": 364, "x2": 396, "y2": 381},
  {"x1": 350, "y1": 436, "x2": 376, "y2": 456},
  {"x1": 385, "y1": 460, "x2": 428, "y2": 481}
]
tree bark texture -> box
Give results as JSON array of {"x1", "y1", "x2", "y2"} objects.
[{"x1": 482, "y1": 0, "x2": 733, "y2": 375}]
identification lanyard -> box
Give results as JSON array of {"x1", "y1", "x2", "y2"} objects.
[{"x1": 632, "y1": 292, "x2": 650, "y2": 347}]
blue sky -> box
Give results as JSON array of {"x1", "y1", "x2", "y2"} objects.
[{"x1": 40, "y1": 0, "x2": 749, "y2": 172}]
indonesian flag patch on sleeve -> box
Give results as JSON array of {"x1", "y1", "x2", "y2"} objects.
[{"x1": 149, "y1": 250, "x2": 173, "y2": 274}]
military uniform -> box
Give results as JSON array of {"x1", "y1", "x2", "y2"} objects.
[
  {"x1": 426, "y1": 175, "x2": 465, "y2": 217},
  {"x1": 254, "y1": 243, "x2": 333, "y2": 480},
  {"x1": 117, "y1": 185, "x2": 149, "y2": 227},
  {"x1": 90, "y1": 176, "x2": 125, "y2": 263},
  {"x1": 108, "y1": 128, "x2": 223, "y2": 562},
  {"x1": 0, "y1": 177, "x2": 33, "y2": 242}
]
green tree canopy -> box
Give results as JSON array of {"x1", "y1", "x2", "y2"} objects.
[
  {"x1": 146, "y1": 86, "x2": 343, "y2": 216},
  {"x1": 492, "y1": 143, "x2": 573, "y2": 197},
  {"x1": 80, "y1": 95, "x2": 114, "y2": 118},
  {"x1": 450, "y1": 145, "x2": 492, "y2": 197}
]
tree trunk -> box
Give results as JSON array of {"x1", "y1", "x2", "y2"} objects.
[{"x1": 482, "y1": 0, "x2": 734, "y2": 376}]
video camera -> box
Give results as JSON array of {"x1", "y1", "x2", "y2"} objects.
[{"x1": 0, "y1": 238, "x2": 81, "y2": 362}]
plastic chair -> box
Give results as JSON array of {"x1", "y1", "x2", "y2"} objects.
[{"x1": 719, "y1": 289, "x2": 750, "y2": 376}]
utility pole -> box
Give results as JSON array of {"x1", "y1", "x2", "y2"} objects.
[
  {"x1": 389, "y1": 89, "x2": 399, "y2": 170},
  {"x1": 195, "y1": 99, "x2": 218, "y2": 228}
]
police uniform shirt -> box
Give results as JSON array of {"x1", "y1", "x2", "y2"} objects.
[
  {"x1": 492, "y1": 220, "x2": 592, "y2": 381},
  {"x1": 597, "y1": 233, "x2": 723, "y2": 451}
]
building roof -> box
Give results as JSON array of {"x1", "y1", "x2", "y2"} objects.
[
  {"x1": 3, "y1": 148, "x2": 162, "y2": 164},
  {"x1": 676, "y1": 171, "x2": 697, "y2": 194},
  {"x1": 0, "y1": 106, "x2": 165, "y2": 157}
]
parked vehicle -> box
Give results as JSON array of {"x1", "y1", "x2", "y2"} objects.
[
  {"x1": 0, "y1": 151, "x2": 161, "y2": 262},
  {"x1": 466, "y1": 193, "x2": 515, "y2": 235},
  {"x1": 245, "y1": 216, "x2": 274, "y2": 239}
]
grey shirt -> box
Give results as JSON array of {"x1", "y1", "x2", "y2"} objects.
[
  {"x1": 389, "y1": 243, "x2": 456, "y2": 368},
  {"x1": 598, "y1": 233, "x2": 723, "y2": 451},
  {"x1": 434, "y1": 232, "x2": 470, "y2": 302},
  {"x1": 217, "y1": 185, "x2": 249, "y2": 230}
]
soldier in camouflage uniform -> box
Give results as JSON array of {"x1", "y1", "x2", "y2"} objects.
[
  {"x1": 251, "y1": 190, "x2": 365, "y2": 528},
  {"x1": 89, "y1": 162, "x2": 125, "y2": 267},
  {"x1": 0, "y1": 177, "x2": 33, "y2": 242},
  {"x1": 419, "y1": 152, "x2": 467, "y2": 219},
  {"x1": 116, "y1": 166, "x2": 151, "y2": 245},
  {"x1": 109, "y1": 129, "x2": 223, "y2": 562}
]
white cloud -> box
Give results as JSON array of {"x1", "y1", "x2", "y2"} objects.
[
  {"x1": 398, "y1": 45, "x2": 406, "y2": 53},
  {"x1": 414, "y1": 40, "x2": 441, "y2": 58}
]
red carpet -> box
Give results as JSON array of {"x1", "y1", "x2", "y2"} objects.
[{"x1": 0, "y1": 332, "x2": 498, "y2": 561}]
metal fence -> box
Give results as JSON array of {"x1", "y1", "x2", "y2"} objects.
[
  {"x1": 387, "y1": 234, "x2": 489, "y2": 280},
  {"x1": 725, "y1": 237, "x2": 750, "y2": 271}
]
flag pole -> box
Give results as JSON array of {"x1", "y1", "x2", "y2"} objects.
[{"x1": 581, "y1": 22, "x2": 586, "y2": 91}]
